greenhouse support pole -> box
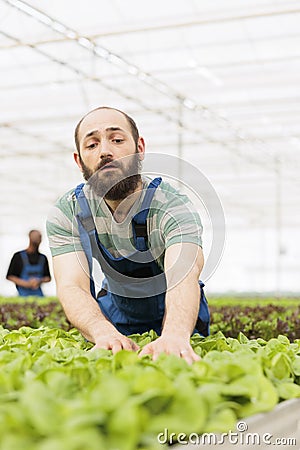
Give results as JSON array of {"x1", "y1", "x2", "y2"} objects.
[
  {"x1": 177, "y1": 102, "x2": 183, "y2": 185},
  {"x1": 275, "y1": 157, "x2": 282, "y2": 298}
]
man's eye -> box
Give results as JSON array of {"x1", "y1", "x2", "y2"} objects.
[
  {"x1": 86, "y1": 143, "x2": 97, "y2": 149},
  {"x1": 112, "y1": 139, "x2": 124, "y2": 144}
]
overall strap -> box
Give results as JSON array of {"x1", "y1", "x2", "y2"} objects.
[
  {"x1": 132, "y1": 177, "x2": 162, "y2": 251},
  {"x1": 20, "y1": 250, "x2": 29, "y2": 265},
  {"x1": 38, "y1": 255, "x2": 44, "y2": 266},
  {"x1": 20, "y1": 251, "x2": 43, "y2": 267},
  {"x1": 74, "y1": 183, "x2": 97, "y2": 298}
]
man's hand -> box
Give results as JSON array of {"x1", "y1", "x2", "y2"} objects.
[
  {"x1": 139, "y1": 334, "x2": 200, "y2": 365},
  {"x1": 27, "y1": 278, "x2": 41, "y2": 289},
  {"x1": 92, "y1": 324, "x2": 139, "y2": 353}
]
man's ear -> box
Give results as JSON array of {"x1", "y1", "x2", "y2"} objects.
[
  {"x1": 74, "y1": 152, "x2": 83, "y2": 172},
  {"x1": 137, "y1": 136, "x2": 145, "y2": 161}
]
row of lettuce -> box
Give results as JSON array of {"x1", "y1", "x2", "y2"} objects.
[
  {"x1": 0, "y1": 295, "x2": 299, "y2": 341},
  {"x1": 0, "y1": 326, "x2": 300, "y2": 450}
]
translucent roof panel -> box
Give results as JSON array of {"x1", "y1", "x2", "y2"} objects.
[{"x1": 1, "y1": 0, "x2": 299, "y2": 296}]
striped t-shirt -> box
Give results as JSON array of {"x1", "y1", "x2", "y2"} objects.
[{"x1": 46, "y1": 177, "x2": 203, "y2": 271}]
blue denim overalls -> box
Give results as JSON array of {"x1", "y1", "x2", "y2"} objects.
[
  {"x1": 75, "y1": 177, "x2": 210, "y2": 336},
  {"x1": 17, "y1": 251, "x2": 44, "y2": 297}
]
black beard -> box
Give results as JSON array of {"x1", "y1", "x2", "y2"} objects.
[
  {"x1": 103, "y1": 174, "x2": 141, "y2": 200},
  {"x1": 80, "y1": 153, "x2": 141, "y2": 201}
]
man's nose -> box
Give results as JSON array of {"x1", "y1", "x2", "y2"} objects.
[{"x1": 99, "y1": 139, "x2": 113, "y2": 158}]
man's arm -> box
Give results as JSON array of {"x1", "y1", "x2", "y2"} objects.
[
  {"x1": 40, "y1": 276, "x2": 51, "y2": 284},
  {"x1": 140, "y1": 242, "x2": 203, "y2": 364},
  {"x1": 32, "y1": 275, "x2": 51, "y2": 290},
  {"x1": 6, "y1": 253, "x2": 34, "y2": 289},
  {"x1": 6, "y1": 275, "x2": 38, "y2": 289},
  {"x1": 6, "y1": 275, "x2": 51, "y2": 291},
  {"x1": 53, "y1": 251, "x2": 138, "y2": 352}
]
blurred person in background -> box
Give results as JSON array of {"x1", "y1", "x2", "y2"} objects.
[
  {"x1": 6, "y1": 229, "x2": 51, "y2": 297},
  {"x1": 46, "y1": 106, "x2": 209, "y2": 364}
]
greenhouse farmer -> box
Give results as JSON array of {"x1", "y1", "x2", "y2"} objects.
[
  {"x1": 6, "y1": 230, "x2": 51, "y2": 296},
  {"x1": 46, "y1": 106, "x2": 209, "y2": 363}
]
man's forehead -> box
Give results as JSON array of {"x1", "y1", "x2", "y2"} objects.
[
  {"x1": 79, "y1": 109, "x2": 129, "y2": 137},
  {"x1": 31, "y1": 231, "x2": 41, "y2": 238}
]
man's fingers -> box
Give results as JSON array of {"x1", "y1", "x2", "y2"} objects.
[
  {"x1": 186, "y1": 357, "x2": 195, "y2": 365},
  {"x1": 181, "y1": 353, "x2": 197, "y2": 365},
  {"x1": 139, "y1": 341, "x2": 201, "y2": 364},
  {"x1": 90, "y1": 344, "x2": 102, "y2": 352},
  {"x1": 139, "y1": 344, "x2": 153, "y2": 357},
  {"x1": 91, "y1": 337, "x2": 199, "y2": 364},
  {"x1": 120, "y1": 338, "x2": 139, "y2": 352},
  {"x1": 180, "y1": 349, "x2": 201, "y2": 365},
  {"x1": 192, "y1": 352, "x2": 201, "y2": 362},
  {"x1": 140, "y1": 343, "x2": 178, "y2": 360},
  {"x1": 140, "y1": 345, "x2": 161, "y2": 361},
  {"x1": 91, "y1": 336, "x2": 139, "y2": 353},
  {"x1": 130, "y1": 341, "x2": 140, "y2": 351},
  {"x1": 111, "y1": 341, "x2": 122, "y2": 354},
  {"x1": 119, "y1": 340, "x2": 133, "y2": 351}
]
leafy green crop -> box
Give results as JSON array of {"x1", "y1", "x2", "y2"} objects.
[
  {"x1": 0, "y1": 298, "x2": 70, "y2": 331},
  {"x1": 0, "y1": 326, "x2": 299, "y2": 450},
  {"x1": 209, "y1": 302, "x2": 300, "y2": 340},
  {"x1": 1, "y1": 296, "x2": 299, "y2": 340}
]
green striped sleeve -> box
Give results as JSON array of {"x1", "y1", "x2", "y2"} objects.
[{"x1": 46, "y1": 190, "x2": 83, "y2": 257}]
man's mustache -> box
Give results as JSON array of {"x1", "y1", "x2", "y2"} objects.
[{"x1": 96, "y1": 158, "x2": 121, "y2": 171}]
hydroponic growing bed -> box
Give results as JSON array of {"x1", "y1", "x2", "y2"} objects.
[
  {"x1": 175, "y1": 398, "x2": 300, "y2": 449},
  {"x1": 1, "y1": 296, "x2": 299, "y2": 341},
  {"x1": 0, "y1": 325, "x2": 299, "y2": 450}
]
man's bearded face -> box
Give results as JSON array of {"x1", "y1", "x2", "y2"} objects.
[{"x1": 80, "y1": 151, "x2": 141, "y2": 201}]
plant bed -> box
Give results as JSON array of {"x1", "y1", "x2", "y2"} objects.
[
  {"x1": 0, "y1": 296, "x2": 70, "y2": 330},
  {"x1": 209, "y1": 297, "x2": 300, "y2": 341},
  {"x1": 0, "y1": 327, "x2": 299, "y2": 450},
  {"x1": 176, "y1": 398, "x2": 300, "y2": 449},
  {"x1": 0, "y1": 296, "x2": 299, "y2": 341}
]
